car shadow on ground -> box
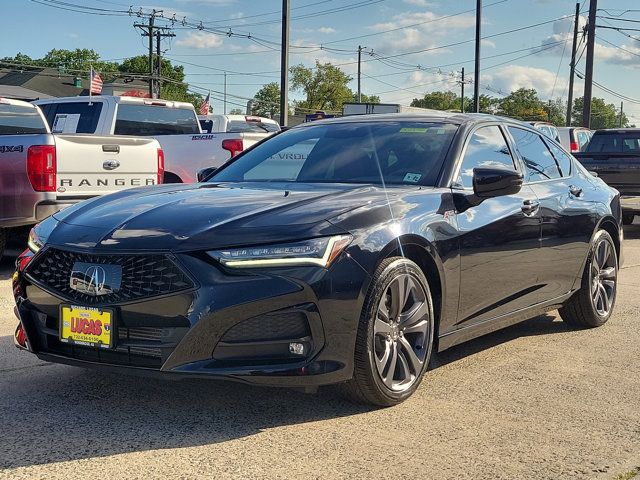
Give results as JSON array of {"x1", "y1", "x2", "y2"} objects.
[
  {"x1": 0, "y1": 314, "x2": 572, "y2": 470},
  {"x1": 623, "y1": 222, "x2": 640, "y2": 240}
]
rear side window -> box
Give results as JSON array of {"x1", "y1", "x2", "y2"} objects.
[
  {"x1": 587, "y1": 132, "x2": 640, "y2": 153},
  {"x1": 115, "y1": 104, "x2": 200, "y2": 135},
  {"x1": 546, "y1": 142, "x2": 572, "y2": 177},
  {"x1": 577, "y1": 131, "x2": 590, "y2": 151},
  {"x1": 0, "y1": 103, "x2": 47, "y2": 135},
  {"x1": 39, "y1": 101, "x2": 103, "y2": 134},
  {"x1": 456, "y1": 126, "x2": 515, "y2": 188},
  {"x1": 509, "y1": 127, "x2": 561, "y2": 182}
]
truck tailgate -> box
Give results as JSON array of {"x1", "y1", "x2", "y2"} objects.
[
  {"x1": 575, "y1": 152, "x2": 640, "y2": 196},
  {"x1": 55, "y1": 135, "x2": 159, "y2": 198}
]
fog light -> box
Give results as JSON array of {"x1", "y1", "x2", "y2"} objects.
[{"x1": 289, "y1": 342, "x2": 305, "y2": 355}]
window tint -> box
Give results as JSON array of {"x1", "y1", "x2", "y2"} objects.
[
  {"x1": 38, "y1": 101, "x2": 103, "y2": 134},
  {"x1": 577, "y1": 131, "x2": 590, "y2": 151},
  {"x1": 211, "y1": 122, "x2": 458, "y2": 185},
  {"x1": 115, "y1": 104, "x2": 199, "y2": 135},
  {"x1": 456, "y1": 126, "x2": 515, "y2": 188},
  {"x1": 546, "y1": 141, "x2": 572, "y2": 177},
  {"x1": 0, "y1": 104, "x2": 48, "y2": 135},
  {"x1": 227, "y1": 120, "x2": 279, "y2": 133},
  {"x1": 587, "y1": 132, "x2": 640, "y2": 153},
  {"x1": 509, "y1": 127, "x2": 561, "y2": 182}
]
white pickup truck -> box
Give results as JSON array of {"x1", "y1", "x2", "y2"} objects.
[
  {"x1": 0, "y1": 98, "x2": 161, "y2": 259},
  {"x1": 34, "y1": 96, "x2": 278, "y2": 184}
]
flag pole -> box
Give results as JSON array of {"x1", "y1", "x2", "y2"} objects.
[
  {"x1": 208, "y1": 90, "x2": 210, "y2": 115},
  {"x1": 88, "y1": 66, "x2": 93, "y2": 106}
]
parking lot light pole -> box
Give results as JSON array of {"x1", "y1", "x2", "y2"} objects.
[{"x1": 279, "y1": 0, "x2": 290, "y2": 127}]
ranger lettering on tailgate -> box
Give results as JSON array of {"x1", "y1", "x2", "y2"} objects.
[{"x1": 59, "y1": 178, "x2": 157, "y2": 187}]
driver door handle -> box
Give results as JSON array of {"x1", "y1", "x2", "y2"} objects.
[
  {"x1": 569, "y1": 185, "x2": 583, "y2": 197},
  {"x1": 521, "y1": 199, "x2": 540, "y2": 216}
]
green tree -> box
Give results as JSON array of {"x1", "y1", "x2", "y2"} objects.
[
  {"x1": 352, "y1": 93, "x2": 380, "y2": 104},
  {"x1": 251, "y1": 82, "x2": 280, "y2": 117},
  {"x1": 497, "y1": 88, "x2": 548, "y2": 121},
  {"x1": 229, "y1": 108, "x2": 244, "y2": 115},
  {"x1": 290, "y1": 61, "x2": 353, "y2": 112},
  {"x1": 571, "y1": 96, "x2": 629, "y2": 129},
  {"x1": 411, "y1": 91, "x2": 462, "y2": 111},
  {"x1": 118, "y1": 55, "x2": 202, "y2": 106}
]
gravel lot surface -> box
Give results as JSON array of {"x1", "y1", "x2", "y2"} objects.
[{"x1": 1, "y1": 226, "x2": 639, "y2": 479}]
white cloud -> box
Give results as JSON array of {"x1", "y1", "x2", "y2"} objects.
[
  {"x1": 402, "y1": 0, "x2": 435, "y2": 6},
  {"x1": 368, "y1": 10, "x2": 476, "y2": 54},
  {"x1": 175, "y1": 31, "x2": 224, "y2": 49},
  {"x1": 318, "y1": 27, "x2": 336, "y2": 34},
  {"x1": 481, "y1": 39, "x2": 496, "y2": 48},
  {"x1": 481, "y1": 65, "x2": 565, "y2": 98}
]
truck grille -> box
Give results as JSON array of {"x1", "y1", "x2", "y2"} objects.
[{"x1": 26, "y1": 248, "x2": 194, "y2": 305}]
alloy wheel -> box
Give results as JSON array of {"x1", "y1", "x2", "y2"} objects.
[
  {"x1": 590, "y1": 237, "x2": 617, "y2": 317},
  {"x1": 373, "y1": 273, "x2": 430, "y2": 392}
]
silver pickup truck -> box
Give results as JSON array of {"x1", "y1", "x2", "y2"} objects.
[{"x1": 0, "y1": 98, "x2": 161, "y2": 259}]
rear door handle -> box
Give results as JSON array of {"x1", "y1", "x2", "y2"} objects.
[
  {"x1": 569, "y1": 185, "x2": 583, "y2": 197},
  {"x1": 521, "y1": 199, "x2": 540, "y2": 215}
]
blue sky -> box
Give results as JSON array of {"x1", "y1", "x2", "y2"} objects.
[{"x1": 2, "y1": 0, "x2": 640, "y2": 120}]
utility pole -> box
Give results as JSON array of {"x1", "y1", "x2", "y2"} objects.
[
  {"x1": 279, "y1": 0, "x2": 290, "y2": 127},
  {"x1": 224, "y1": 72, "x2": 227, "y2": 115},
  {"x1": 460, "y1": 67, "x2": 465, "y2": 113},
  {"x1": 155, "y1": 26, "x2": 175, "y2": 99},
  {"x1": 134, "y1": 10, "x2": 161, "y2": 98},
  {"x1": 620, "y1": 101, "x2": 624, "y2": 127},
  {"x1": 566, "y1": 2, "x2": 580, "y2": 126},
  {"x1": 548, "y1": 99, "x2": 552, "y2": 122},
  {"x1": 473, "y1": 0, "x2": 482, "y2": 112},
  {"x1": 582, "y1": 0, "x2": 597, "y2": 128},
  {"x1": 357, "y1": 45, "x2": 362, "y2": 103}
]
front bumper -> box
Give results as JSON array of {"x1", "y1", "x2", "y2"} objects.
[{"x1": 14, "y1": 248, "x2": 370, "y2": 387}]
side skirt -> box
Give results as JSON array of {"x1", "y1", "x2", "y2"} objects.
[{"x1": 437, "y1": 290, "x2": 576, "y2": 352}]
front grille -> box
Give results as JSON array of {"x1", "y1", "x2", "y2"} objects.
[
  {"x1": 221, "y1": 311, "x2": 310, "y2": 343},
  {"x1": 26, "y1": 248, "x2": 194, "y2": 304}
]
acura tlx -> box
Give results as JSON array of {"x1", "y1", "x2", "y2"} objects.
[{"x1": 13, "y1": 113, "x2": 622, "y2": 406}]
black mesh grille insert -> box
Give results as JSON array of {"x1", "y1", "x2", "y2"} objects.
[
  {"x1": 221, "y1": 312, "x2": 310, "y2": 343},
  {"x1": 26, "y1": 248, "x2": 194, "y2": 305}
]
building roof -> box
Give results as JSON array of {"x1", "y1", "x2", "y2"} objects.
[
  {"x1": 0, "y1": 67, "x2": 88, "y2": 99},
  {"x1": 0, "y1": 85, "x2": 53, "y2": 101}
]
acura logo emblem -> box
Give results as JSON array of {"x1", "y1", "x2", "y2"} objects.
[
  {"x1": 70, "y1": 262, "x2": 122, "y2": 296},
  {"x1": 85, "y1": 266, "x2": 107, "y2": 296}
]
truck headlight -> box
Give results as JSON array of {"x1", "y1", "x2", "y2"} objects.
[{"x1": 208, "y1": 235, "x2": 352, "y2": 268}]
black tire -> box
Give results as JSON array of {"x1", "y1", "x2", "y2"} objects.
[
  {"x1": 0, "y1": 228, "x2": 5, "y2": 262},
  {"x1": 341, "y1": 257, "x2": 434, "y2": 407},
  {"x1": 559, "y1": 229, "x2": 618, "y2": 328},
  {"x1": 622, "y1": 213, "x2": 635, "y2": 225}
]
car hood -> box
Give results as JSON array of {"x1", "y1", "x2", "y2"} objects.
[{"x1": 49, "y1": 183, "x2": 415, "y2": 251}]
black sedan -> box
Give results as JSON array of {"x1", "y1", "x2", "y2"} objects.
[{"x1": 13, "y1": 113, "x2": 622, "y2": 406}]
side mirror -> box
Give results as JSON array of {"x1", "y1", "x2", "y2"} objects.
[
  {"x1": 472, "y1": 167, "x2": 523, "y2": 198},
  {"x1": 197, "y1": 167, "x2": 217, "y2": 182}
]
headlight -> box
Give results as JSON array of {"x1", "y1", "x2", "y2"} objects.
[
  {"x1": 208, "y1": 235, "x2": 352, "y2": 268},
  {"x1": 27, "y1": 216, "x2": 58, "y2": 253}
]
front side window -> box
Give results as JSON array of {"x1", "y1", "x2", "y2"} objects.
[
  {"x1": 456, "y1": 126, "x2": 515, "y2": 188},
  {"x1": 211, "y1": 122, "x2": 458, "y2": 186},
  {"x1": 0, "y1": 104, "x2": 48, "y2": 135},
  {"x1": 509, "y1": 127, "x2": 561, "y2": 182},
  {"x1": 115, "y1": 104, "x2": 200, "y2": 135}
]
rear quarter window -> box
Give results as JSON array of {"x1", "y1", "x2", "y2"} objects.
[{"x1": 0, "y1": 104, "x2": 48, "y2": 135}]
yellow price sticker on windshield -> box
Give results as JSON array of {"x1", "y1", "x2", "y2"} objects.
[{"x1": 400, "y1": 128, "x2": 428, "y2": 133}]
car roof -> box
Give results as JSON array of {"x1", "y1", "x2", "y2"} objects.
[
  {"x1": 593, "y1": 128, "x2": 640, "y2": 133},
  {"x1": 293, "y1": 112, "x2": 533, "y2": 128}
]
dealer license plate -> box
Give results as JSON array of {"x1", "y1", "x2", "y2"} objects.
[{"x1": 59, "y1": 305, "x2": 113, "y2": 349}]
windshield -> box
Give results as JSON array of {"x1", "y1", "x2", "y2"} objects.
[{"x1": 210, "y1": 121, "x2": 458, "y2": 185}]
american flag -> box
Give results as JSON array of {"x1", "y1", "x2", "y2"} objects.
[
  {"x1": 90, "y1": 69, "x2": 103, "y2": 95},
  {"x1": 199, "y1": 92, "x2": 210, "y2": 115}
]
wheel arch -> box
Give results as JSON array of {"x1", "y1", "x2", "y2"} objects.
[
  {"x1": 379, "y1": 234, "x2": 446, "y2": 344},
  {"x1": 596, "y1": 215, "x2": 621, "y2": 261}
]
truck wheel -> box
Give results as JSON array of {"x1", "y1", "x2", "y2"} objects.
[
  {"x1": 622, "y1": 213, "x2": 635, "y2": 225},
  {"x1": 0, "y1": 228, "x2": 5, "y2": 261},
  {"x1": 559, "y1": 229, "x2": 618, "y2": 328}
]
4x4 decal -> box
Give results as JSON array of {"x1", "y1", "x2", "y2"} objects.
[{"x1": 0, "y1": 145, "x2": 23, "y2": 153}]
